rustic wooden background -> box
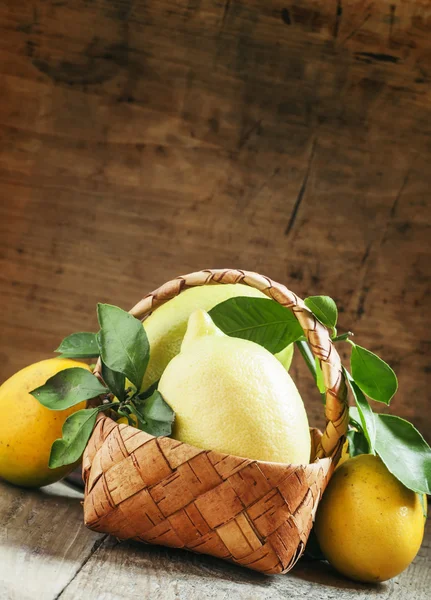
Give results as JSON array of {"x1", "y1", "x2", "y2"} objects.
[{"x1": 0, "y1": 0, "x2": 430, "y2": 439}]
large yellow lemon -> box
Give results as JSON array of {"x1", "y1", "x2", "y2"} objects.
[
  {"x1": 142, "y1": 283, "x2": 294, "y2": 389},
  {"x1": 0, "y1": 358, "x2": 91, "y2": 488},
  {"x1": 158, "y1": 310, "x2": 310, "y2": 464},
  {"x1": 314, "y1": 454, "x2": 426, "y2": 582}
]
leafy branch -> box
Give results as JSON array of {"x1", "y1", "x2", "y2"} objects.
[
  {"x1": 31, "y1": 304, "x2": 174, "y2": 469},
  {"x1": 209, "y1": 294, "x2": 431, "y2": 495},
  {"x1": 298, "y1": 296, "x2": 429, "y2": 495}
]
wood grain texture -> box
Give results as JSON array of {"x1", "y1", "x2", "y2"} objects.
[
  {"x1": 0, "y1": 479, "x2": 429, "y2": 600},
  {"x1": 59, "y1": 530, "x2": 431, "y2": 600},
  {"x1": 0, "y1": 0, "x2": 430, "y2": 441},
  {"x1": 0, "y1": 480, "x2": 103, "y2": 600}
]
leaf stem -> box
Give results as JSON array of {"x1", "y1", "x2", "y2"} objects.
[
  {"x1": 295, "y1": 340, "x2": 317, "y2": 380},
  {"x1": 332, "y1": 331, "x2": 354, "y2": 342},
  {"x1": 295, "y1": 340, "x2": 326, "y2": 404},
  {"x1": 98, "y1": 402, "x2": 117, "y2": 413}
]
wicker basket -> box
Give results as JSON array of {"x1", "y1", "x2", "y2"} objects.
[{"x1": 82, "y1": 269, "x2": 349, "y2": 574}]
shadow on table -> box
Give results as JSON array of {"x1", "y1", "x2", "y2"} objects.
[
  {"x1": 124, "y1": 539, "x2": 383, "y2": 592},
  {"x1": 292, "y1": 558, "x2": 387, "y2": 592},
  {"x1": 124, "y1": 538, "x2": 270, "y2": 586}
]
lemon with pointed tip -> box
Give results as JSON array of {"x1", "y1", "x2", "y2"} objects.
[
  {"x1": 0, "y1": 358, "x2": 91, "y2": 488},
  {"x1": 315, "y1": 454, "x2": 426, "y2": 582},
  {"x1": 158, "y1": 309, "x2": 311, "y2": 464},
  {"x1": 142, "y1": 284, "x2": 294, "y2": 389}
]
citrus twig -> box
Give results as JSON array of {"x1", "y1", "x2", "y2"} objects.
[{"x1": 332, "y1": 332, "x2": 353, "y2": 342}]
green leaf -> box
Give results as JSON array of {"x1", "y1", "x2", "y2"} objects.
[
  {"x1": 131, "y1": 391, "x2": 175, "y2": 437},
  {"x1": 55, "y1": 332, "x2": 99, "y2": 358},
  {"x1": 295, "y1": 340, "x2": 326, "y2": 403},
  {"x1": 344, "y1": 368, "x2": 376, "y2": 454},
  {"x1": 349, "y1": 406, "x2": 362, "y2": 430},
  {"x1": 315, "y1": 357, "x2": 325, "y2": 393},
  {"x1": 304, "y1": 295, "x2": 338, "y2": 336},
  {"x1": 137, "y1": 379, "x2": 160, "y2": 401},
  {"x1": 350, "y1": 343, "x2": 398, "y2": 404},
  {"x1": 346, "y1": 430, "x2": 369, "y2": 457},
  {"x1": 31, "y1": 368, "x2": 108, "y2": 410},
  {"x1": 49, "y1": 407, "x2": 100, "y2": 468},
  {"x1": 274, "y1": 343, "x2": 294, "y2": 372},
  {"x1": 419, "y1": 494, "x2": 428, "y2": 519},
  {"x1": 374, "y1": 414, "x2": 431, "y2": 494},
  {"x1": 209, "y1": 297, "x2": 303, "y2": 353},
  {"x1": 101, "y1": 361, "x2": 126, "y2": 402},
  {"x1": 97, "y1": 304, "x2": 149, "y2": 390}
]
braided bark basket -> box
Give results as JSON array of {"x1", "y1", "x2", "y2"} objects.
[{"x1": 82, "y1": 269, "x2": 349, "y2": 574}]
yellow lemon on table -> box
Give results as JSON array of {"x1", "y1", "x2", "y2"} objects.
[
  {"x1": 159, "y1": 309, "x2": 310, "y2": 464},
  {"x1": 314, "y1": 454, "x2": 426, "y2": 582},
  {"x1": 0, "y1": 358, "x2": 91, "y2": 488},
  {"x1": 142, "y1": 283, "x2": 294, "y2": 389}
]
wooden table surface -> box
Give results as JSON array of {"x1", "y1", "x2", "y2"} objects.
[
  {"x1": 1, "y1": 0, "x2": 430, "y2": 598},
  {"x1": 0, "y1": 479, "x2": 429, "y2": 600}
]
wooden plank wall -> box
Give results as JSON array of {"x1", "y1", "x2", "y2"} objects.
[{"x1": 0, "y1": 0, "x2": 430, "y2": 437}]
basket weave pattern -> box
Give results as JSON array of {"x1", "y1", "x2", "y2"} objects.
[{"x1": 83, "y1": 269, "x2": 349, "y2": 574}]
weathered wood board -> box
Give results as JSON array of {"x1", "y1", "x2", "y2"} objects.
[
  {"x1": 0, "y1": 481, "x2": 102, "y2": 599},
  {"x1": 0, "y1": 480, "x2": 429, "y2": 600},
  {"x1": 0, "y1": 0, "x2": 430, "y2": 438}
]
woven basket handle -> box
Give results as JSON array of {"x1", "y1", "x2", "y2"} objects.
[{"x1": 129, "y1": 269, "x2": 349, "y2": 459}]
